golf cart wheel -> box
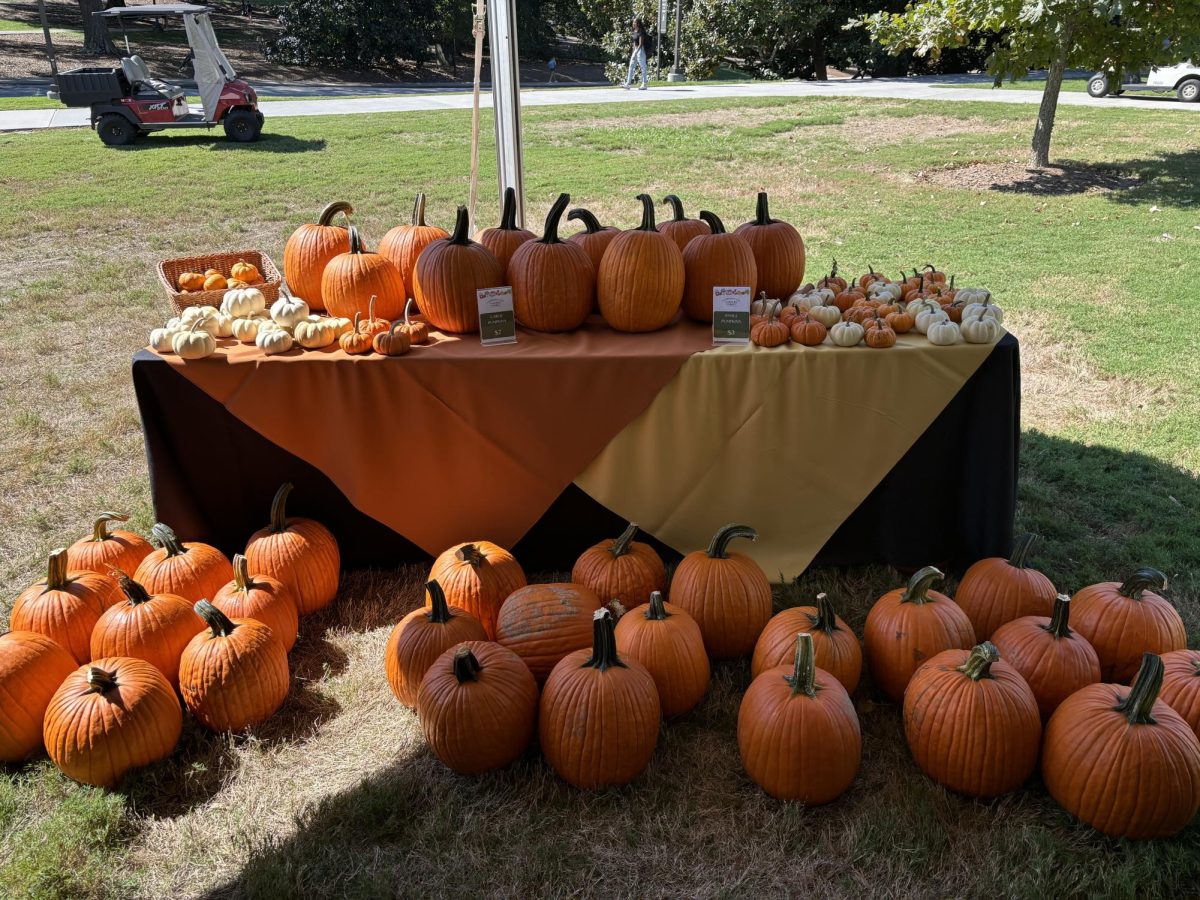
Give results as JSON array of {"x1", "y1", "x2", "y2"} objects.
[
  {"x1": 97, "y1": 114, "x2": 138, "y2": 147},
  {"x1": 1178, "y1": 79, "x2": 1200, "y2": 103},
  {"x1": 1087, "y1": 75, "x2": 1110, "y2": 98},
  {"x1": 223, "y1": 108, "x2": 262, "y2": 142}
]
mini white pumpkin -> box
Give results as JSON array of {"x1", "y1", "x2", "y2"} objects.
[
  {"x1": 326, "y1": 316, "x2": 353, "y2": 338},
  {"x1": 221, "y1": 286, "x2": 267, "y2": 318},
  {"x1": 914, "y1": 307, "x2": 949, "y2": 334},
  {"x1": 926, "y1": 319, "x2": 961, "y2": 346},
  {"x1": 830, "y1": 320, "x2": 865, "y2": 347},
  {"x1": 165, "y1": 316, "x2": 182, "y2": 330},
  {"x1": 868, "y1": 282, "x2": 903, "y2": 301},
  {"x1": 962, "y1": 296, "x2": 1004, "y2": 325},
  {"x1": 960, "y1": 316, "x2": 999, "y2": 344},
  {"x1": 271, "y1": 292, "x2": 310, "y2": 328},
  {"x1": 149, "y1": 326, "x2": 180, "y2": 353},
  {"x1": 249, "y1": 309, "x2": 272, "y2": 321},
  {"x1": 906, "y1": 297, "x2": 941, "y2": 318},
  {"x1": 751, "y1": 292, "x2": 781, "y2": 317},
  {"x1": 172, "y1": 318, "x2": 216, "y2": 360},
  {"x1": 807, "y1": 301, "x2": 843, "y2": 328},
  {"x1": 256, "y1": 327, "x2": 295, "y2": 355},
  {"x1": 954, "y1": 287, "x2": 991, "y2": 305},
  {"x1": 231, "y1": 317, "x2": 260, "y2": 343},
  {"x1": 294, "y1": 319, "x2": 336, "y2": 349},
  {"x1": 181, "y1": 305, "x2": 219, "y2": 325},
  {"x1": 212, "y1": 311, "x2": 235, "y2": 338}
]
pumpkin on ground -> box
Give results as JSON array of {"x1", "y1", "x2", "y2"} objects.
[
  {"x1": 321, "y1": 225, "x2": 407, "y2": 322},
  {"x1": 0, "y1": 631, "x2": 77, "y2": 762},
  {"x1": 384, "y1": 579, "x2": 487, "y2": 708},
  {"x1": 1160, "y1": 649, "x2": 1200, "y2": 740},
  {"x1": 495, "y1": 582, "x2": 602, "y2": 684},
  {"x1": 212, "y1": 554, "x2": 299, "y2": 653},
  {"x1": 571, "y1": 522, "x2": 666, "y2": 609},
  {"x1": 597, "y1": 193, "x2": 685, "y2": 333},
  {"x1": 670, "y1": 524, "x2": 771, "y2": 661},
  {"x1": 679, "y1": 210, "x2": 757, "y2": 323},
  {"x1": 1069, "y1": 567, "x2": 1186, "y2": 683},
  {"x1": 1043, "y1": 652, "x2": 1200, "y2": 838},
  {"x1": 751, "y1": 590, "x2": 862, "y2": 693},
  {"x1": 903, "y1": 642, "x2": 1041, "y2": 798},
  {"x1": 954, "y1": 533, "x2": 1057, "y2": 640},
  {"x1": 508, "y1": 193, "x2": 596, "y2": 333},
  {"x1": 244, "y1": 483, "x2": 341, "y2": 616},
  {"x1": 417, "y1": 641, "x2": 538, "y2": 775},
  {"x1": 283, "y1": 200, "x2": 353, "y2": 312},
  {"x1": 12, "y1": 548, "x2": 122, "y2": 664},
  {"x1": 539, "y1": 608, "x2": 661, "y2": 788},
  {"x1": 734, "y1": 192, "x2": 805, "y2": 299},
  {"x1": 414, "y1": 205, "x2": 505, "y2": 334},
  {"x1": 566, "y1": 208, "x2": 620, "y2": 277},
  {"x1": 863, "y1": 566, "x2": 975, "y2": 703},
  {"x1": 179, "y1": 601, "x2": 290, "y2": 732},
  {"x1": 738, "y1": 632, "x2": 861, "y2": 803},
  {"x1": 475, "y1": 186, "x2": 536, "y2": 273},
  {"x1": 378, "y1": 193, "x2": 449, "y2": 293},
  {"x1": 427, "y1": 541, "x2": 526, "y2": 640},
  {"x1": 615, "y1": 590, "x2": 710, "y2": 718},
  {"x1": 90, "y1": 575, "x2": 198, "y2": 690},
  {"x1": 133, "y1": 523, "x2": 233, "y2": 606},
  {"x1": 66, "y1": 512, "x2": 152, "y2": 577},
  {"x1": 657, "y1": 194, "x2": 710, "y2": 252},
  {"x1": 43, "y1": 656, "x2": 182, "y2": 787},
  {"x1": 990, "y1": 593, "x2": 1101, "y2": 721}
]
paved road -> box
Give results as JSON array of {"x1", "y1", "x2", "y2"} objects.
[{"x1": 2, "y1": 76, "x2": 1195, "y2": 132}]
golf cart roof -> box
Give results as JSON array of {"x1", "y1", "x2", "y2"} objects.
[{"x1": 97, "y1": 4, "x2": 211, "y2": 17}]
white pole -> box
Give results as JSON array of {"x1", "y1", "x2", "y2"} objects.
[
  {"x1": 487, "y1": 0, "x2": 525, "y2": 228},
  {"x1": 468, "y1": 0, "x2": 485, "y2": 233}
]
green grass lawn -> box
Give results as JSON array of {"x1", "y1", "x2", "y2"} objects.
[{"x1": 1, "y1": 95, "x2": 1199, "y2": 898}]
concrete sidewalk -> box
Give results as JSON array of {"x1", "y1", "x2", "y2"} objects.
[{"x1": 3, "y1": 77, "x2": 1195, "y2": 133}]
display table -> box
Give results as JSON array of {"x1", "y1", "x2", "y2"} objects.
[{"x1": 132, "y1": 318, "x2": 1018, "y2": 574}]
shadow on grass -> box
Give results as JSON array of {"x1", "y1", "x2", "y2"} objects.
[
  {"x1": 986, "y1": 150, "x2": 1200, "y2": 208},
  {"x1": 118, "y1": 133, "x2": 327, "y2": 153}
]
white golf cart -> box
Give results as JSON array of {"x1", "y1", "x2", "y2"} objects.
[{"x1": 1088, "y1": 62, "x2": 1200, "y2": 102}]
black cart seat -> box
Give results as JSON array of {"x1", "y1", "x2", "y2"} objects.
[{"x1": 121, "y1": 55, "x2": 186, "y2": 102}]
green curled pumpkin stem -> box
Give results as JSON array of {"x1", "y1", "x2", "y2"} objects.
[
  {"x1": 498, "y1": 187, "x2": 520, "y2": 230},
  {"x1": 662, "y1": 194, "x2": 687, "y2": 222},
  {"x1": 957, "y1": 642, "x2": 999, "y2": 681},
  {"x1": 1118, "y1": 567, "x2": 1168, "y2": 600},
  {"x1": 538, "y1": 193, "x2": 570, "y2": 245},
  {"x1": 44, "y1": 548, "x2": 70, "y2": 590},
  {"x1": 449, "y1": 206, "x2": 471, "y2": 245},
  {"x1": 426, "y1": 580, "x2": 452, "y2": 624},
  {"x1": 195, "y1": 599, "x2": 237, "y2": 637},
  {"x1": 785, "y1": 632, "x2": 819, "y2": 697},
  {"x1": 411, "y1": 193, "x2": 428, "y2": 227},
  {"x1": 610, "y1": 522, "x2": 640, "y2": 558},
  {"x1": 452, "y1": 646, "x2": 482, "y2": 683},
  {"x1": 1117, "y1": 653, "x2": 1165, "y2": 725},
  {"x1": 85, "y1": 666, "x2": 118, "y2": 693},
  {"x1": 268, "y1": 483, "x2": 294, "y2": 534},
  {"x1": 808, "y1": 590, "x2": 841, "y2": 636},
  {"x1": 634, "y1": 193, "x2": 657, "y2": 231},
  {"x1": 455, "y1": 543, "x2": 485, "y2": 567},
  {"x1": 706, "y1": 524, "x2": 758, "y2": 559},
  {"x1": 1044, "y1": 593, "x2": 1074, "y2": 639},
  {"x1": 90, "y1": 512, "x2": 129, "y2": 542},
  {"x1": 150, "y1": 523, "x2": 185, "y2": 558},
  {"x1": 583, "y1": 607, "x2": 626, "y2": 672},
  {"x1": 900, "y1": 566, "x2": 944, "y2": 604},
  {"x1": 347, "y1": 225, "x2": 369, "y2": 255},
  {"x1": 645, "y1": 590, "x2": 670, "y2": 621},
  {"x1": 317, "y1": 200, "x2": 353, "y2": 227},
  {"x1": 1009, "y1": 533, "x2": 1038, "y2": 568},
  {"x1": 567, "y1": 208, "x2": 604, "y2": 233},
  {"x1": 116, "y1": 573, "x2": 152, "y2": 605},
  {"x1": 698, "y1": 210, "x2": 726, "y2": 234},
  {"x1": 231, "y1": 554, "x2": 257, "y2": 592}
]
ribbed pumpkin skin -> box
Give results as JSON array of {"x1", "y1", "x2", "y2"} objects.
[
  {"x1": 681, "y1": 231, "x2": 757, "y2": 323},
  {"x1": 571, "y1": 526, "x2": 666, "y2": 609},
  {"x1": 384, "y1": 598, "x2": 487, "y2": 709},
  {"x1": 597, "y1": 230, "x2": 685, "y2": 333},
  {"x1": 751, "y1": 601, "x2": 862, "y2": 693},
  {"x1": 615, "y1": 597, "x2": 710, "y2": 717},
  {"x1": 733, "y1": 193, "x2": 805, "y2": 299},
  {"x1": 953, "y1": 538, "x2": 1057, "y2": 641},
  {"x1": 990, "y1": 612, "x2": 1100, "y2": 721},
  {"x1": 567, "y1": 227, "x2": 619, "y2": 273},
  {"x1": 211, "y1": 559, "x2": 300, "y2": 653},
  {"x1": 322, "y1": 245, "x2": 407, "y2": 323},
  {"x1": 12, "y1": 553, "x2": 122, "y2": 664},
  {"x1": 427, "y1": 542, "x2": 527, "y2": 640},
  {"x1": 509, "y1": 240, "x2": 595, "y2": 333},
  {"x1": 670, "y1": 531, "x2": 771, "y2": 661},
  {"x1": 0, "y1": 631, "x2": 78, "y2": 762},
  {"x1": 495, "y1": 583, "x2": 602, "y2": 684},
  {"x1": 1160, "y1": 650, "x2": 1200, "y2": 740},
  {"x1": 378, "y1": 196, "x2": 449, "y2": 294},
  {"x1": 413, "y1": 233, "x2": 505, "y2": 334},
  {"x1": 903, "y1": 646, "x2": 1041, "y2": 798},
  {"x1": 244, "y1": 485, "x2": 340, "y2": 616},
  {"x1": 1043, "y1": 669, "x2": 1200, "y2": 838},
  {"x1": 89, "y1": 585, "x2": 199, "y2": 690},
  {"x1": 44, "y1": 657, "x2": 182, "y2": 787},
  {"x1": 66, "y1": 516, "x2": 152, "y2": 577},
  {"x1": 133, "y1": 530, "x2": 234, "y2": 607},
  {"x1": 1070, "y1": 575, "x2": 1186, "y2": 683},
  {"x1": 179, "y1": 613, "x2": 290, "y2": 733},
  {"x1": 283, "y1": 201, "x2": 352, "y2": 311},
  {"x1": 417, "y1": 641, "x2": 538, "y2": 774},
  {"x1": 659, "y1": 219, "x2": 709, "y2": 253}
]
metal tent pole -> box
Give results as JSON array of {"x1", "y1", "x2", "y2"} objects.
[{"x1": 487, "y1": 0, "x2": 525, "y2": 227}]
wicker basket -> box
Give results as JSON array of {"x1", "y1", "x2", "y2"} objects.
[{"x1": 157, "y1": 249, "x2": 282, "y2": 313}]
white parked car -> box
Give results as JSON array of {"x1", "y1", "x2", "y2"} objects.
[{"x1": 1088, "y1": 63, "x2": 1200, "y2": 102}]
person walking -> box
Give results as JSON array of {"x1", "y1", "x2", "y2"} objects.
[
  {"x1": 623, "y1": 18, "x2": 649, "y2": 90},
  {"x1": 547, "y1": 57, "x2": 558, "y2": 83}
]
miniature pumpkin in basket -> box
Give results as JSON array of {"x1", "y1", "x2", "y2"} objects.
[
  {"x1": 378, "y1": 193, "x2": 449, "y2": 293},
  {"x1": 66, "y1": 512, "x2": 152, "y2": 577},
  {"x1": 427, "y1": 541, "x2": 527, "y2": 639},
  {"x1": 615, "y1": 590, "x2": 710, "y2": 718},
  {"x1": 475, "y1": 186, "x2": 536, "y2": 273},
  {"x1": 734, "y1": 192, "x2": 805, "y2": 299},
  {"x1": 321, "y1": 226, "x2": 407, "y2": 322},
  {"x1": 283, "y1": 200, "x2": 353, "y2": 311},
  {"x1": 0, "y1": 631, "x2": 78, "y2": 763},
  {"x1": 657, "y1": 194, "x2": 710, "y2": 252},
  {"x1": 244, "y1": 483, "x2": 340, "y2": 616},
  {"x1": 13, "y1": 548, "x2": 122, "y2": 664},
  {"x1": 230, "y1": 260, "x2": 262, "y2": 285},
  {"x1": 178, "y1": 272, "x2": 206, "y2": 292},
  {"x1": 414, "y1": 205, "x2": 505, "y2": 334},
  {"x1": 571, "y1": 521, "x2": 666, "y2": 609},
  {"x1": 680, "y1": 211, "x2": 757, "y2": 323},
  {"x1": 597, "y1": 193, "x2": 685, "y2": 333},
  {"x1": 509, "y1": 192, "x2": 595, "y2": 333},
  {"x1": 90, "y1": 574, "x2": 198, "y2": 690}
]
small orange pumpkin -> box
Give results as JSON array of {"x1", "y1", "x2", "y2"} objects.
[
  {"x1": 203, "y1": 273, "x2": 228, "y2": 292},
  {"x1": 230, "y1": 260, "x2": 262, "y2": 284},
  {"x1": 339, "y1": 312, "x2": 374, "y2": 355},
  {"x1": 178, "y1": 272, "x2": 206, "y2": 292},
  {"x1": 863, "y1": 317, "x2": 896, "y2": 349},
  {"x1": 360, "y1": 295, "x2": 390, "y2": 339},
  {"x1": 751, "y1": 307, "x2": 790, "y2": 348},
  {"x1": 372, "y1": 320, "x2": 411, "y2": 357},
  {"x1": 789, "y1": 313, "x2": 827, "y2": 346},
  {"x1": 396, "y1": 298, "x2": 429, "y2": 345}
]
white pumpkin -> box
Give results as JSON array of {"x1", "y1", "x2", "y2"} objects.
[
  {"x1": 868, "y1": 281, "x2": 903, "y2": 301},
  {"x1": 962, "y1": 297, "x2": 1004, "y2": 325},
  {"x1": 149, "y1": 326, "x2": 179, "y2": 353},
  {"x1": 807, "y1": 301, "x2": 843, "y2": 328},
  {"x1": 326, "y1": 316, "x2": 353, "y2": 338},
  {"x1": 830, "y1": 320, "x2": 865, "y2": 347},
  {"x1": 906, "y1": 297, "x2": 941, "y2": 318},
  {"x1": 926, "y1": 319, "x2": 961, "y2": 346},
  {"x1": 222, "y1": 286, "x2": 267, "y2": 318},
  {"x1": 914, "y1": 307, "x2": 949, "y2": 334},
  {"x1": 172, "y1": 319, "x2": 216, "y2": 359},
  {"x1": 960, "y1": 316, "x2": 999, "y2": 344},
  {"x1": 294, "y1": 319, "x2": 336, "y2": 349},
  {"x1": 751, "y1": 292, "x2": 781, "y2": 317},
  {"x1": 181, "y1": 305, "x2": 219, "y2": 325},
  {"x1": 271, "y1": 293, "x2": 310, "y2": 328},
  {"x1": 256, "y1": 327, "x2": 295, "y2": 355},
  {"x1": 231, "y1": 317, "x2": 260, "y2": 343},
  {"x1": 954, "y1": 287, "x2": 991, "y2": 305},
  {"x1": 212, "y1": 311, "x2": 235, "y2": 338},
  {"x1": 165, "y1": 316, "x2": 182, "y2": 330}
]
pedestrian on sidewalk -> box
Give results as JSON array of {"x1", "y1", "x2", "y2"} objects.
[
  {"x1": 548, "y1": 57, "x2": 558, "y2": 83},
  {"x1": 623, "y1": 18, "x2": 649, "y2": 90}
]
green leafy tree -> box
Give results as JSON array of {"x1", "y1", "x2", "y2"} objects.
[{"x1": 857, "y1": 0, "x2": 1200, "y2": 167}]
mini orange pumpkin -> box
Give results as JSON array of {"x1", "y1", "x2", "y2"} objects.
[
  {"x1": 203, "y1": 273, "x2": 228, "y2": 292},
  {"x1": 597, "y1": 193, "x2": 685, "y2": 333},
  {"x1": 372, "y1": 319, "x2": 411, "y2": 356},
  {"x1": 751, "y1": 307, "x2": 790, "y2": 348},
  {"x1": 414, "y1": 205, "x2": 505, "y2": 334},
  {"x1": 789, "y1": 313, "x2": 827, "y2": 346},
  {"x1": 360, "y1": 295, "x2": 390, "y2": 339},
  {"x1": 863, "y1": 317, "x2": 896, "y2": 349},
  {"x1": 475, "y1": 186, "x2": 536, "y2": 273},
  {"x1": 339, "y1": 312, "x2": 374, "y2": 355},
  {"x1": 378, "y1": 193, "x2": 449, "y2": 293},
  {"x1": 178, "y1": 272, "x2": 206, "y2": 292},
  {"x1": 509, "y1": 192, "x2": 595, "y2": 333},
  {"x1": 396, "y1": 298, "x2": 429, "y2": 345},
  {"x1": 230, "y1": 260, "x2": 262, "y2": 284},
  {"x1": 657, "y1": 194, "x2": 710, "y2": 252}
]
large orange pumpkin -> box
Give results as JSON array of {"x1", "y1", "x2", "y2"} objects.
[
  {"x1": 377, "y1": 193, "x2": 449, "y2": 294},
  {"x1": 43, "y1": 656, "x2": 182, "y2": 787},
  {"x1": 1043, "y1": 652, "x2": 1200, "y2": 838},
  {"x1": 1070, "y1": 567, "x2": 1186, "y2": 683},
  {"x1": 283, "y1": 201, "x2": 353, "y2": 312},
  {"x1": 508, "y1": 192, "x2": 596, "y2": 333},
  {"x1": 953, "y1": 533, "x2": 1057, "y2": 640},
  {"x1": 566, "y1": 208, "x2": 620, "y2": 276},
  {"x1": 751, "y1": 590, "x2": 862, "y2": 693},
  {"x1": 320, "y1": 225, "x2": 407, "y2": 322},
  {"x1": 384, "y1": 579, "x2": 487, "y2": 709},
  {"x1": 657, "y1": 194, "x2": 710, "y2": 253},
  {"x1": 212, "y1": 554, "x2": 299, "y2": 653},
  {"x1": 133, "y1": 523, "x2": 233, "y2": 606},
  {"x1": 539, "y1": 608, "x2": 661, "y2": 788},
  {"x1": 669, "y1": 523, "x2": 771, "y2": 661},
  {"x1": 738, "y1": 632, "x2": 861, "y2": 803},
  {"x1": 597, "y1": 193, "x2": 685, "y2": 333},
  {"x1": 680, "y1": 210, "x2": 757, "y2": 323},
  {"x1": 89, "y1": 575, "x2": 198, "y2": 690},
  {"x1": 734, "y1": 192, "x2": 805, "y2": 298},
  {"x1": 863, "y1": 566, "x2": 975, "y2": 703},
  {"x1": 426, "y1": 541, "x2": 526, "y2": 640},
  {"x1": 66, "y1": 512, "x2": 152, "y2": 577},
  {"x1": 1161, "y1": 649, "x2": 1200, "y2": 740},
  {"x1": 414, "y1": 205, "x2": 505, "y2": 334},
  {"x1": 474, "y1": 186, "x2": 536, "y2": 273},
  {"x1": 495, "y1": 582, "x2": 602, "y2": 684},
  {"x1": 244, "y1": 483, "x2": 340, "y2": 616},
  {"x1": 615, "y1": 590, "x2": 710, "y2": 718},
  {"x1": 570, "y1": 522, "x2": 666, "y2": 609},
  {"x1": 417, "y1": 641, "x2": 538, "y2": 775},
  {"x1": 0, "y1": 631, "x2": 77, "y2": 762},
  {"x1": 12, "y1": 548, "x2": 122, "y2": 663}
]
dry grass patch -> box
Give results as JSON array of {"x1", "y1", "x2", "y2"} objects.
[{"x1": 912, "y1": 161, "x2": 1144, "y2": 194}]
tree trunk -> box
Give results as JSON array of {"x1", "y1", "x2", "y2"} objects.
[
  {"x1": 79, "y1": 0, "x2": 114, "y2": 55},
  {"x1": 1029, "y1": 21, "x2": 1075, "y2": 168},
  {"x1": 812, "y1": 31, "x2": 827, "y2": 81}
]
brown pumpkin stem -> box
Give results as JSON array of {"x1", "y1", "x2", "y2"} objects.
[
  {"x1": 809, "y1": 591, "x2": 841, "y2": 636},
  {"x1": 1118, "y1": 568, "x2": 1169, "y2": 600},
  {"x1": 411, "y1": 193, "x2": 428, "y2": 227},
  {"x1": 449, "y1": 205, "x2": 472, "y2": 245},
  {"x1": 498, "y1": 186, "x2": 520, "y2": 230},
  {"x1": 706, "y1": 524, "x2": 757, "y2": 559},
  {"x1": 785, "y1": 632, "x2": 819, "y2": 698},
  {"x1": 426, "y1": 580, "x2": 452, "y2": 624},
  {"x1": 1044, "y1": 593, "x2": 1074, "y2": 639},
  {"x1": 347, "y1": 225, "x2": 368, "y2": 255},
  {"x1": 634, "y1": 193, "x2": 657, "y2": 232},
  {"x1": 452, "y1": 646, "x2": 482, "y2": 683},
  {"x1": 454, "y1": 543, "x2": 485, "y2": 567},
  {"x1": 567, "y1": 208, "x2": 604, "y2": 234},
  {"x1": 44, "y1": 548, "x2": 70, "y2": 590},
  {"x1": 900, "y1": 566, "x2": 944, "y2": 604},
  {"x1": 116, "y1": 573, "x2": 152, "y2": 605},
  {"x1": 538, "y1": 193, "x2": 570, "y2": 245},
  {"x1": 582, "y1": 607, "x2": 626, "y2": 672},
  {"x1": 698, "y1": 210, "x2": 726, "y2": 234},
  {"x1": 645, "y1": 590, "x2": 670, "y2": 621},
  {"x1": 317, "y1": 201, "x2": 354, "y2": 227},
  {"x1": 1008, "y1": 533, "x2": 1038, "y2": 568},
  {"x1": 751, "y1": 191, "x2": 775, "y2": 226},
  {"x1": 368, "y1": 295, "x2": 377, "y2": 322},
  {"x1": 662, "y1": 194, "x2": 687, "y2": 222},
  {"x1": 957, "y1": 642, "x2": 1000, "y2": 681},
  {"x1": 195, "y1": 599, "x2": 237, "y2": 637},
  {"x1": 611, "y1": 522, "x2": 639, "y2": 558},
  {"x1": 85, "y1": 666, "x2": 118, "y2": 693},
  {"x1": 150, "y1": 523, "x2": 185, "y2": 558},
  {"x1": 268, "y1": 483, "x2": 294, "y2": 534},
  {"x1": 1117, "y1": 653, "x2": 1165, "y2": 725},
  {"x1": 232, "y1": 554, "x2": 256, "y2": 592},
  {"x1": 90, "y1": 512, "x2": 129, "y2": 542}
]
